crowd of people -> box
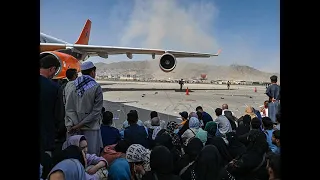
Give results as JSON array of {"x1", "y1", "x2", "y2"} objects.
[{"x1": 40, "y1": 54, "x2": 281, "y2": 180}]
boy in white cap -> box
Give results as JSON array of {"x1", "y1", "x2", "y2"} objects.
[{"x1": 63, "y1": 61, "x2": 104, "y2": 155}]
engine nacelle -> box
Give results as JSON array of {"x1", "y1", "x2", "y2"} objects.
[
  {"x1": 40, "y1": 51, "x2": 81, "y2": 79},
  {"x1": 159, "y1": 53, "x2": 177, "y2": 72}
]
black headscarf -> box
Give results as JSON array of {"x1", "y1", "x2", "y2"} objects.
[
  {"x1": 226, "y1": 130, "x2": 269, "y2": 179},
  {"x1": 52, "y1": 145, "x2": 86, "y2": 168},
  {"x1": 192, "y1": 145, "x2": 223, "y2": 180},
  {"x1": 155, "y1": 133, "x2": 174, "y2": 150},
  {"x1": 174, "y1": 138, "x2": 203, "y2": 175},
  {"x1": 246, "y1": 129, "x2": 268, "y2": 154},
  {"x1": 150, "y1": 146, "x2": 173, "y2": 174},
  {"x1": 236, "y1": 115, "x2": 251, "y2": 136},
  {"x1": 206, "y1": 136, "x2": 233, "y2": 165},
  {"x1": 185, "y1": 138, "x2": 204, "y2": 161},
  {"x1": 226, "y1": 132, "x2": 246, "y2": 159},
  {"x1": 144, "y1": 146, "x2": 181, "y2": 180}
]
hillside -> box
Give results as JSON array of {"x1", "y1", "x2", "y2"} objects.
[{"x1": 94, "y1": 61, "x2": 280, "y2": 82}]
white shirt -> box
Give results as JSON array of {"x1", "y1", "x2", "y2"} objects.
[
  {"x1": 222, "y1": 109, "x2": 235, "y2": 116},
  {"x1": 260, "y1": 108, "x2": 268, "y2": 117}
]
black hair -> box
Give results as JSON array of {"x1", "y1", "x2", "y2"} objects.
[
  {"x1": 127, "y1": 110, "x2": 138, "y2": 125},
  {"x1": 251, "y1": 117, "x2": 261, "y2": 129},
  {"x1": 79, "y1": 135, "x2": 86, "y2": 142},
  {"x1": 262, "y1": 117, "x2": 273, "y2": 130},
  {"x1": 52, "y1": 145, "x2": 86, "y2": 168},
  {"x1": 196, "y1": 106, "x2": 203, "y2": 111},
  {"x1": 66, "y1": 68, "x2": 77, "y2": 80},
  {"x1": 102, "y1": 111, "x2": 113, "y2": 125},
  {"x1": 270, "y1": 75, "x2": 277, "y2": 83},
  {"x1": 114, "y1": 139, "x2": 131, "y2": 153},
  {"x1": 40, "y1": 54, "x2": 60, "y2": 69},
  {"x1": 215, "y1": 108, "x2": 223, "y2": 116},
  {"x1": 273, "y1": 130, "x2": 280, "y2": 140},
  {"x1": 150, "y1": 111, "x2": 158, "y2": 119},
  {"x1": 197, "y1": 111, "x2": 203, "y2": 120}
]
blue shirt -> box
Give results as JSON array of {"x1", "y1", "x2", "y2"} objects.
[
  {"x1": 264, "y1": 129, "x2": 278, "y2": 153},
  {"x1": 100, "y1": 125, "x2": 121, "y2": 147},
  {"x1": 202, "y1": 112, "x2": 213, "y2": 127},
  {"x1": 124, "y1": 124, "x2": 149, "y2": 149}
]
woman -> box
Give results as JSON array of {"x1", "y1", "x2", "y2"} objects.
[
  {"x1": 49, "y1": 145, "x2": 87, "y2": 180},
  {"x1": 175, "y1": 138, "x2": 203, "y2": 176},
  {"x1": 180, "y1": 145, "x2": 235, "y2": 180},
  {"x1": 157, "y1": 121, "x2": 182, "y2": 151},
  {"x1": 226, "y1": 132, "x2": 246, "y2": 159},
  {"x1": 226, "y1": 130, "x2": 269, "y2": 180},
  {"x1": 142, "y1": 146, "x2": 181, "y2": 180},
  {"x1": 154, "y1": 133, "x2": 182, "y2": 169},
  {"x1": 62, "y1": 135, "x2": 108, "y2": 179},
  {"x1": 126, "y1": 144, "x2": 151, "y2": 180},
  {"x1": 236, "y1": 115, "x2": 251, "y2": 137},
  {"x1": 48, "y1": 159, "x2": 86, "y2": 180},
  {"x1": 244, "y1": 106, "x2": 257, "y2": 119},
  {"x1": 181, "y1": 117, "x2": 207, "y2": 146},
  {"x1": 204, "y1": 121, "x2": 233, "y2": 165}
]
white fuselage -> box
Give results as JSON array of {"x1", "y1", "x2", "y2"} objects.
[{"x1": 40, "y1": 33, "x2": 69, "y2": 44}]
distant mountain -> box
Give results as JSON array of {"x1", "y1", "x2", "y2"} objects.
[{"x1": 94, "y1": 61, "x2": 280, "y2": 82}]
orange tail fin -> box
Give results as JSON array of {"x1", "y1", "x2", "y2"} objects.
[{"x1": 75, "y1": 19, "x2": 91, "y2": 45}]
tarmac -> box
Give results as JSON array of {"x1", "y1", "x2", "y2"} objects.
[{"x1": 99, "y1": 81, "x2": 268, "y2": 129}]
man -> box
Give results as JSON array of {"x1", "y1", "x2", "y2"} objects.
[
  {"x1": 124, "y1": 111, "x2": 149, "y2": 148},
  {"x1": 227, "y1": 81, "x2": 231, "y2": 90},
  {"x1": 39, "y1": 54, "x2": 61, "y2": 178},
  {"x1": 144, "y1": 111, "x2": 166, "y2": 129},
  {"x1": 196, "y1": 106, "x2": 213, "y2": 127},
  {"x1": 214, "y1": 108, "x2": 232, "y2": 143},
  {"x1": 260, "y1": 100, "x2": 269, "y2": 118},
  {"x1": 221, "y1": 104, "x2": 237, "y2": 130},
  {"x1": 122, "y1": 110, "x2": 144, "y2": 129},
  {"x1": 100, "y1": 111, "x2": 121, "y2": 147},
  {"x1": 178, "y1": 111, "x2": 188, "y2": 126},
  {"x1": 221, "y1": 104, "x2": 235, "y2": 116},
  {"x1": 64, "y1": 61, "x2": 103, "y2": 155},
  {"x1": 54, "y1": 68, "x2": 78, "y2": 151},
  {"x1": 178, "y1": 111, "x2": 189, "y2": 136},
  {"x1": 266, "y1": 75, "x2": 280, "y2": 123},
  {"x1": 271, "y1": 130, "x2": 280, "y2": 155},
  {"x1": 179, "y1": 79, "x2": 184, "y2": 91}
]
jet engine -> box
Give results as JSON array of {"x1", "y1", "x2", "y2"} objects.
[
  {"x1": 40, "y1": 51, "x2": 81, "y2": 79},
  {"x1": 159, "y1": 53, "x2": 177, "y2": 72}
]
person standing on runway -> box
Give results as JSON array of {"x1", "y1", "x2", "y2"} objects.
[{"x1": 64, "y1": 61, "x2": 103, "y2": 155}]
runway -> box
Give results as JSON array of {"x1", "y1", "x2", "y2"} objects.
[{"x1": 99, "y1": 81, "x2": 268, "y2": 129}]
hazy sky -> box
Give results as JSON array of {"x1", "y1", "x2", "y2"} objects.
[{"x1": 40, "y1": 0, "x2": 279, "y2": 73}]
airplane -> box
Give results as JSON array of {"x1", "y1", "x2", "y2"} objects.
[{"x1": 40, "y1": 19, "x2": 221, "y2": 79}]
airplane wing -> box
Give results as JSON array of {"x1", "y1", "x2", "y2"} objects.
[{"x1": 40, "y1": 43, "x2": 221, "y2": 58}]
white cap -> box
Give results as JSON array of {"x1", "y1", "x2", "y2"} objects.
[{"x1": 81, "y1": 61, "x2": 95, "y2": 71}]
